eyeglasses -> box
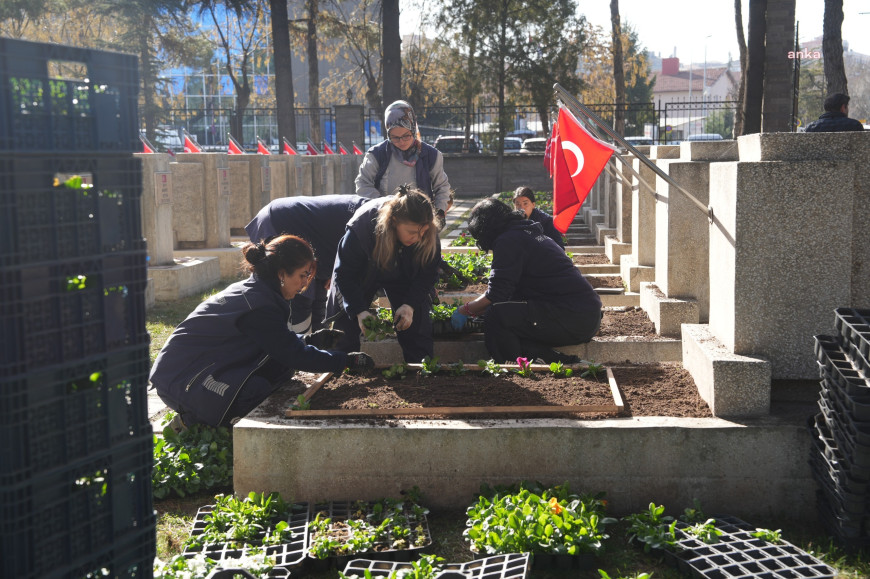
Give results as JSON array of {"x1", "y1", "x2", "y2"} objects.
[{"x1": 389, "y1": 132, "x2": 414, "y2": 144}]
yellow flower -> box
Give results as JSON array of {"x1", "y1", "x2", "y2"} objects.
[{"x1": 548, "y1": 497, "x2": 563, "y2": 515}]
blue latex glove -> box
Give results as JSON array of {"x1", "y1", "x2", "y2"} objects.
[{"x1": 450, "y1": 310, "x2": 468, "y2": 331}]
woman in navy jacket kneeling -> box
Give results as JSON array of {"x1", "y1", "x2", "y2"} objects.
[
  {"x1": 329, "y1": 187, "x2": 440, "y2": 363},
  {"x1": 451, "y1": 199, "x2": 601, "y2": 364},
  {"x1": 149, "y1": 235, "x2": 373, "y2": 427}
]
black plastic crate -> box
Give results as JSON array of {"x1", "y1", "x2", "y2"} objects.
[
  {"x1": 835, "y1": 308, "x2": 870, "y2": 358},
  {"x1": 814, "y1": 336, "x2": 869, "y2": 397},
  {"x1": 184, "y1": 502, "x2": 310, "y2": 569},
  {"x1": 0, "y1": 251, "x2": 149, "y2": 376},
  {"x1": 0, "y1": 436, "x2": 155, "y2": 579},
  {"x1": 0, "y1": 153, "x2": 144, "y2": 268},
  {"x1": 666, "y1": 515, "x2": 835, "y2": 579},
  {"x1": 0, "y1": 344, "x2": 152, "y2": 483},
  {"x1": 70, "y1": 520, "x2": 156, "y2": 579},
  {"x1": 0, "y1": 37, "x2": 139, "y2": 152},
  {"x1": 343, "y1": 553, "x2": 531, "y2": 579}
]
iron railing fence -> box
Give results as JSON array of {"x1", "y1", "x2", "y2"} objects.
[{"x1": 149, "y1": 100, "x2": 739, "y2": 152}]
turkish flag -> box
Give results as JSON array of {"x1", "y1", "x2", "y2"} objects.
[
  {"x1": 322, "y1": 141, "x2": 336, "y2": 155},
  {"x1": 543, "y1": 120, "x2": 557, "y2": 177},
  {"x1": 306, "y1": 140, "x2": 321, "y2": 155},
  {"x1": 227, "y1": 134, "x2": 245, "y2": 155},
  {"x1": 352, "y1": 143, "x2": 364, "y2": 155},
  {"x1": 552, "y1": 108, "x2": 615, "y2": 233},
  {"x1": 338, "y1": 142, "x2": 349, "y2": 155},
  {"x1": 257, "y1": 138, "x2": 271, "y2": 155},
  {"x1": 183, "y1": 131, "x2": 202, "y2": 153},
  {"x1": 140, "y1": 134, "x2": 156, "y2": 154},
  {"x1": 282, "y1": 137, "x2": 298, "y2": 155}
]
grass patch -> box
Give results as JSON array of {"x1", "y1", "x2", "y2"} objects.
[{"x1": 147, "y1": 277, "x2": 240, "y2": 363}]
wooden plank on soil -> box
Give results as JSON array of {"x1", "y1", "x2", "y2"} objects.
[
  {"x1": 302, "y1": 372, "x2": 334, "y2": 401},
  {"x1": 606, "y1": 367, "x2": 625, "y2": 414},
  {"x1": 284, "y1": 404, "x2": 619, "y2": 418}
]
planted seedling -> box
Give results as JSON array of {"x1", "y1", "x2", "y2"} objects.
[
  {"x1": 155, "y1": 551, "x2": 275, "y2": 579},
  {"x1": 382, "y1": 362, "x2": 409, "y2": 380},
  {"x1": 290, "y1": 394, "x2": 310, "y2": 411},
  {"x1": 478, "y1": 359, "x2": 507, "y2": 377},
  {"x1": 448, "y1": 360, "x2": 467, "y2": 376},
  {"x1": 582, "y1": 361, "x2": 604, "y2": 379},
  {"x1": 549, "y1": 361, "x2": 574, "y2": 378},
  {"x1": 184, "y1": 492, "x2": 293, "y2": 551},
  {"x1": 622, "y1": 503, "x2": 678, "y2": 553},
  {"x1": 449, "y1": 231, "x2": 477, "y2": 246},
  {"x1": 420, "y1": 355, "x2": 442, "y2": 377},
  {"x1": 430, "y1": 302, "x2": 456, "y2": 322},
  {"x1": 514, "y1": 357, "x2": 537, "y2": 379},
  {"x1": 598, "y1": 572, "x2": 653, "y2": 579},
  {"x1": 684, "y1": 518, "x2": 722, "y2": 544},
  {"x1": 679, "y1": 499, "x2": 707, "y2": 524},
  {"x1": 751, "y1": 528, "x2": 782, "y2": 543}
]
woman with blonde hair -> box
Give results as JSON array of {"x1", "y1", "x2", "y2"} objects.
[
  {"x1": 150, "y1": 235, "x2": 374, "y2": 427},
  {"x1": 329, "y1": 186, "x2": 440, "y2": 362}
]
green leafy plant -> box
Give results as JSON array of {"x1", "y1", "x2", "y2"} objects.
[
  {"x1": 549, "y1": 361, "x2": 574, "y2": 378},
  {"x1": 514, "y1": 357, "x2": 536, "y2": 378},
  {"x1": 420, "y1": 356, "x2": 442, "y2": 377},
  {"x1": 430, "y1": 302, "x2": 459, "y2": 321},
  {"x1": 598, "y1": 571, "x2": 653, "y2": 579},
  {"x1": 684, "y1": 519, "x2": 722, "y2": 544},
  {"x1": 339, "y1": 554, "x2": 444, "y2": 579},
  {"x1": 478, "y1": 359, "x2": 507, "y2": 377},
  {"x1": 679, "y1": 499, "x2": 707, "y2": 524},
  {"x1": 363, "y1": 308, "x2": 396, "y2": 341},
  {"x1": 449, "y1": 231, "x2": 477, "y2": 246},
  {"x1": 442, "y1": 252, "x2": 492, "y2": 284},
  {"x1": 464, "y1": 482, "x2": 614, "y2": 556},
  {"x1": 751, "y1": 528, "x2": 782, "y2": 543},
  {"x1": 582, "y1": 361, "x2": 605, "y2": 379},
  {"x1": 152, "y1": 412, "x2": 233, "y2": 499},
  {"x1": 448, "y1": 360, "x2": 467, "y2": 376},
  {"x1": 290, "y1": 394, "x2": 310, "y2": 411},
  {"x1": 183, "y1": 492, "x2": 294, "y2": 550},
  {"x1": 382, "y1": 362, "x2": 409, "y2": 380},
  {"x1": 622, "y1": 503, "x2": 678, "y2": 553},
  {"x1": 154, "y1": 551, "x2": 275, "y2": 579}
]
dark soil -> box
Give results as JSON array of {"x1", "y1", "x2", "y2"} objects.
[
  {"x1": 257, "y1": 362, "x2": 711, "y2": 420},
  {"x1": 572, "y1": 253, "x2": 612, "y2": 265},
  {"x1": 586, "y1": 275, "x2": 624, "y2": 289},
  {"x1": 597, "y1": 307, "x2": 659, "y2": 340}
]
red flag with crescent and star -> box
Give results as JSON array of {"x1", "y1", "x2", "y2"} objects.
[
  {"x1": 322, "y1": 141, "x2": 336, "y2": 155},
  {"x1": 282, "y1": 137, "x2": 298, "y2": 155},
  {"x1": 140, "y1": 134, "x2": 156, "y2": 154},
  {"x1": 552, "y1": 108, "x2": 615, "y2": 233},
  {"x1": 227, "y1": 133, "x2": 245, "y2": 155},
  {"x1": 256, "y1": 137, "x2": 271, "y2": 155},
  {"x1": 306, "y1": 140, "x2": 321, "y2": 155},
  {"x1": 183, "y1": 130, "x2": 202, "y2": 153},
  {"x1": 338, "y1": 142, "x2": 349, "y2": 155},
  {"x1": 352, "y1": 142, "x2": 364, "y2": 155}
]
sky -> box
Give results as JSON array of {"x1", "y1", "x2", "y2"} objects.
[{"x1": 400, "y1": 0, "x2": 870, "y2": 67}]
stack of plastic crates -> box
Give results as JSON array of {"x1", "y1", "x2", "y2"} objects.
[
  {"x1": 0, "y1": 37, "x2": 154, "y2": 578},
  {"x1": 811, "y1": 308, "x2": 870, "y2": 548}
]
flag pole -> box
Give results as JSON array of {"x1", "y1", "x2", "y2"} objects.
[{"x1": 553, "y1": 83, "x2": 712, "y2": 222}]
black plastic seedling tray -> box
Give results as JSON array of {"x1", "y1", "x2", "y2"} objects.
[
  {"x1": 184, "y1": 502, "x2": 309, "y2": 570},
  {"x1": 307, "y1": 500, "x2": 432, "y2": 569},
  {"x1": 665, "y1": 515, "x2": 835, "y2": 579},
  {"x1": 342, "y1": 553, "x2": 531, "y2": 579}
]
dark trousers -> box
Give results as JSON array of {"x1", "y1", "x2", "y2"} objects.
[
  {"x1": 333, "y1": 287, "x2": 433, "y2": 363},
  {"x1": 290, "y1": 280, "x2": 329, "y2": 333},
  {"x1": 483, "y1": 300, "x2": 601, "y2": 363}
]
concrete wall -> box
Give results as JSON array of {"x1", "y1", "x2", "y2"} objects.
[{"x1": 441, "y1": 154, "x2": 550, "y2": 196}]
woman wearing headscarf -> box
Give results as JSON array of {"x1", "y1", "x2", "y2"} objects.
[
  {"x1": 328, "y1": 187, "x2": 441, "y2": 363},
  {"x1": 245, "y1": 194, "x2": 369, "y2": 334},
  {"x1": 149, "y1": 235, "x2": 374, "y2": 427},
  {"x1": 355, "y1": 100, "x2": 452, "y2": 226},
  {"x1": 450, "y1": 199, "x2": 602, "y2": 364}
]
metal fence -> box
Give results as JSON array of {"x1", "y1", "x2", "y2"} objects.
[{"x1": 151, "y1": 100, "x2": 739, "y2": 152}]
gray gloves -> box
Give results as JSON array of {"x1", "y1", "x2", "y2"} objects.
[
  {"x1": 346, "y1": 352, "x2": 375, "y2": 373},
  {"x1": 303, "y1": 328, "x2": 344, "y2": 350}
]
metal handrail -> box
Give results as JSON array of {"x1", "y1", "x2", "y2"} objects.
[{"x1": 554, "y1": 83, "x2": 714, "y2": 223}]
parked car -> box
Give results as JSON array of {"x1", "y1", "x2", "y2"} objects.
[
  {"x1": 685, "y1": 133, "x2": 725, "y2": 141},
  {"x1": 503, "y1": 137, "x2": 523, "y2": 154},
  {"x1": 519, "y1": 137, "x2": 548, "y2": 154},
  {"x1": 433, "y1": 135, "x2": 481, "y2": 154},
  {"x1": 624, "y1": 136, "x2": 655, "y2": 146}
]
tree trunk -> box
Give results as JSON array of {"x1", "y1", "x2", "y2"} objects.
[
  {"x1": 464, "y1": 36, "x2": 477, "y2": 153},
  {"x1": 734, "y1": 0, "x2": 748, "y2": 135},
  {"x1": 270, "y1": 0, "x2": 296, "y2": 146},
  {"x1": 823, "y1": 0, "x2": 847, "y2": 95},
  {"x1": 307, "y1": 0, "x2": 321, "y2": 145},
  {"x1": 742, "y1": 0, "x2": 766, "y2": 135},
  {"x1": 139, "y1": 16, "x2": 156, "y2": 141},
  {"x1": 610, "y1": 0, "x2": 625, "y2": 136},
  {"x1": 382, "y1": 0, "x2": 401, "y2": 106},
  {"x1": 495, "y1": 0, "x2": 507, "y2": 193}
]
